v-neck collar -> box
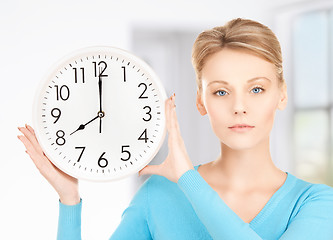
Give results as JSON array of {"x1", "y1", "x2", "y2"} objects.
[
  {"x1": 249, "y1": 172, "x2": 295, "y2": 227},
  {"x1": 194, "y1": 164, "x2": 296, "y2": 227}
]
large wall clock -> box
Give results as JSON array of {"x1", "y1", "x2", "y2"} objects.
[{"x1": 33, "y1": 46, "x2": 167, "y2": 181}]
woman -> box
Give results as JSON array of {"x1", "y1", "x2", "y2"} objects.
[{"x1": 18, "y1": 18, "x2": 333, "y2": 239}]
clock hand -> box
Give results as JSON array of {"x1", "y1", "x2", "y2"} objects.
[
  {"x1": 99, "y1": 74, "x2": 102, "y2": 113},
  {"x1": 70, "y1": 115, "x2": 99, "y2": 135},
  {"x1": 98, "y1": 73, "x2": 104, "y2": 134}
]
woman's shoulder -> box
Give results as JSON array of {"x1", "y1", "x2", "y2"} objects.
[
  {"x1": 287, "y1": 172, "x2": 333, "y2": 202},
  {"x1": 282, "y1": 173, "x2": 333, "y2": 229}
]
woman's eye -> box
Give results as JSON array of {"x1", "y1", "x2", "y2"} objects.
[
  {"x1": 251, "y1": 87, "x2": 263, "y2": 94},
  {"x1": 216, "y1": 90, "x2": 227, "y2": 96}
]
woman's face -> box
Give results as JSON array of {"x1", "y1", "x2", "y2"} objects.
[{"x1": 197, "y1": 48, "x2": 287, "y2": 150}]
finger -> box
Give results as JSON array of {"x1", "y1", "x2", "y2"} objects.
[
  {"x1": 18, "y1": 133, "x2": 53, "y2": 173},
  {"x1": 17, "y1": 134, "x2": 36, "y2": 154},
  {"x1": 168, "y1": 94, "x2": 181, "y2": 138},
  {"x1": 18, "y1": 126, "x2": 43, "y2": 155},
  {"x1": 25, "y1": 124, "x2": 36, "y2": 136},
  {"x1": 170, "y1": 94, "x2": 180, "y2": 133},
  {"x1": 139, "y1": 164, "x2": 162, "y2": 176},
  {"x1": 165, "y1": 96, "x2": 172, "y2": 131},
  {"x1": 18, "y1": 135, "x2": 42, "y2": 167},
  {"x1": 18, "y1": 126, "x2": 35, "y2": 145}
]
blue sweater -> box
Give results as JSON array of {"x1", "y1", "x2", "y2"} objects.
[{"x1": 58, "y1": 165, "x2": 333, "y2": 239}]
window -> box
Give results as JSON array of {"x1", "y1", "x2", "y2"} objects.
[{"x1": 292, "y1": 9, "x2": 333, "y2": 185}]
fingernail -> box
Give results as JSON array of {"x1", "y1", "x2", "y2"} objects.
[{"x1": 18, "y1": 127, "x2": 21, "y2": 131}]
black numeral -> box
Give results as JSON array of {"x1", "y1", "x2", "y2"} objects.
[
  {"x1": 122, "y1": 66, "x2": 126, "y2": 82},
  {"x1": 138, "y1": 129, "x2": 148, "y2": 143},
  {"x1": 56, "y1": 130, "x2": 66, "y2": 146},
  {"x1": 75, "y1": 147, "x2": 86, "y2": 162},
  {"x1": 138, "y1": 83, "x2": 148, "y2": 99},
  {"x1": 51, "y1": 108, "x2": 61, "y2": 124},
  {"x1": 98, "y1": 152, "x2": 108, "y2": 168},
  {"x1": 93, "y1": 61, "x2": 108, "y2": 77},
  {"x1": 55, "y1": 85, "x2": 70, "y2": 101},
  {"x1": 73, "y1": 67, "x2": 85, "y2": 83},
  {"x1": 121, "y1": 145, "x2": 131, "y2": 161},
  {"x1": 142, "y1": 106, "x2": 152, "y2": 121}
]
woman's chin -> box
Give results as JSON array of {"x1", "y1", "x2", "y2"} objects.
[{"x1": 219, "y1": 136, "x2": 266, "y2": 152}]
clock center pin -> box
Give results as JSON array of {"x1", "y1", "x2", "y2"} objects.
[{"x1": 98, "y1": 111, "x2": 105, "y2": 118}]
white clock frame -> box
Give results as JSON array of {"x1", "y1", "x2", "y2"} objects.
[{"x1": 33, "y1": 46, "x2": 167, "y2": 182}]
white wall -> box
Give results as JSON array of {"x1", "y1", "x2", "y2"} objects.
[{"x1": 0, "y1": 0, "x2": 315, "y2": 239}]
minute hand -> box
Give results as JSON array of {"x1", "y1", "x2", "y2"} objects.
[
  {"x1": 99, "y1": 75, "x2": 103, "y2": 112},
  {"x1": 98, "y1": 75, "x2": 104, "y2": 133}
]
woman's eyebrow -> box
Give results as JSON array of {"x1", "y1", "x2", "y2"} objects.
[
  {"x1": 247, "y1": 77, "x2": 272, "y2": 83},
  {"x1": 207, "y1": 77, "x2": 271, "y2": 87},
  {"x1": 207, "y1": 80, "x2": 229, "y2": 86}
]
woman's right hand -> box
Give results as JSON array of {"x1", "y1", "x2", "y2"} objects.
[{"x1": 18, "y1": 124, "x2": 80, "y2": 205}]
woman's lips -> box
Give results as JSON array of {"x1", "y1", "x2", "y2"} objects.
[{"x1": 228, "y1": 124, "x2": 255, "y2": 132}]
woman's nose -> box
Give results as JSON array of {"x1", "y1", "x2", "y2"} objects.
[
  {"x1": 235, "y1": 111, "x2": 246, "y2": 114},
  {"x1": 233, "y1": 96, "x2": 247, "y2": 115}
]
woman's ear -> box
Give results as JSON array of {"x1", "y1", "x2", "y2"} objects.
[
  {"x1": 277, "y1": 82, "x2": 288, "y2": 110},
  {"x1": 196, "y1": 89, "x2": 207, "y2": 116}
]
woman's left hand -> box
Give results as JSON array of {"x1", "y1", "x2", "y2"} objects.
[{"x1": 138, "y1": 94, "x2": 194, "y2": 183}]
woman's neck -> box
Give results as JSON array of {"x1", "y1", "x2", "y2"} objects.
[{"x1": 208, "y1": 138, "x2": 285, "y2": 191}]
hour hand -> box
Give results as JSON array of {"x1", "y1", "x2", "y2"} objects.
[{"x1": 70, "y1": 115, "x2": 99, "y2": 135}]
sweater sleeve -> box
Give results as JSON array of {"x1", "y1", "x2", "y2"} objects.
[
  {"x1": 57, "y1": 199, "x2": 82, "y2": 240},
  {"x1": 57, "y1": 183, "x2": 152, "y2": 240},
  {"x1": 110, "y1": 179, "x2": 152, "y2": 240},
  {"x1": 177, "y1": 169, "x2": 333, "y2": 240}
]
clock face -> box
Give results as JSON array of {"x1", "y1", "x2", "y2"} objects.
[{"x1": 33, "y1": 46, "x2": 167, "y2": 181}]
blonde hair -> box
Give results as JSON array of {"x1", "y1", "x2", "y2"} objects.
[{"x1": 192, "y1": 18, "x2": 284, "y2": 90}]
